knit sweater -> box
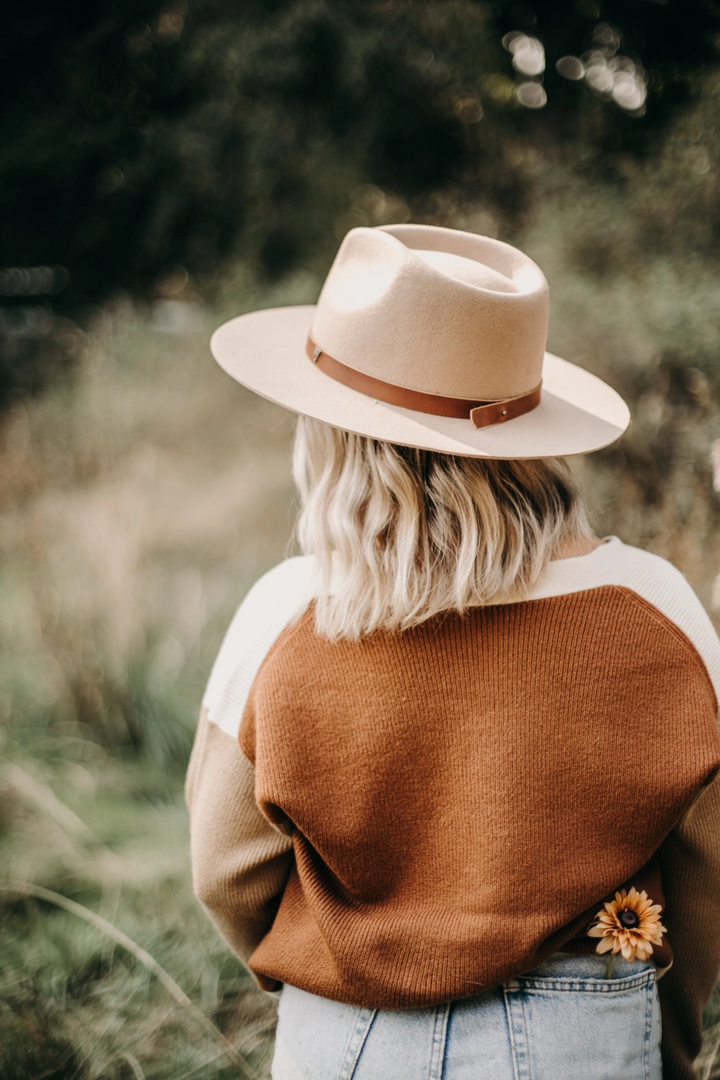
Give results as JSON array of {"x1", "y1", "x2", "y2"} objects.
[{"x1": 186, "y1": 538, "x2": 720, "y2": 1080}]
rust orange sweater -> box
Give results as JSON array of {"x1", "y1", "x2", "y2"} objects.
[{"x1": 186, "y1": 540, "x2": 720, "y2": 1080}]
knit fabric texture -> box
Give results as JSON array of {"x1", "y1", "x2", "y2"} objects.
[
  {"x1": 186, "y1": 540, "x2": 720, "y2": 1080},
  {"x1": 240, "y1": 588, "x2": 720, "y2": 1007}
]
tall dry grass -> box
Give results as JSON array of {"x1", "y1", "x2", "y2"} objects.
[{"x1": 0, "y1": 279, "x2": 314, "y2": 1079}]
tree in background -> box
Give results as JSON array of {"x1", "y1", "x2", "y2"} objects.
[{"x1": 1, "y1": 0, "x2": 719, "y2": 403}]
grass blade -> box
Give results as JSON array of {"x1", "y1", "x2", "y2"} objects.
[{"x1": 0, "y1": 880, "x2": 256, "y2": 1079}]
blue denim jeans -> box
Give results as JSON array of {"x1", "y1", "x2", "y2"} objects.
[{"x1": 272, "y1": 954, "x2": 662, "y2": 1080}]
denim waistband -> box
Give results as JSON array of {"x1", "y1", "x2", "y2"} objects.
[{"x1": 272, "y1": 954, "x2": 662, "y2": 1080}]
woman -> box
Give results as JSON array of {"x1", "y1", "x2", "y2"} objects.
[{"x1": 186, "y1": 224, "x2": 720, "y2": 1080}]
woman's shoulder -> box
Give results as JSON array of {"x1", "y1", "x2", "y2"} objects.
[
  {"x1": 202, "y1": 556, "x2": 315, "y2": 738},
  {"x1": 534, "y1": 537, "x2": 720, "y2": 702}
]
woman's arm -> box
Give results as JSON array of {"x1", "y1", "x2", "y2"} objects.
[
  {"x1": 185, "y1": 556, "x2": 314, "y2": 963},
  {"x1": 185, "y1": 705, "x2": 294, "y2": 964},
  {"x1": 658, "y1": 773, "x2": 720, "y2": 1080}
]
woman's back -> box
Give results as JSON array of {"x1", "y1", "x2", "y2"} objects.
[
  {"x1": 192, "y1": 224, "x2": 720, "y2": 1079},
  {"x1": 189, "y1": 538, "x2": 720, "y2": 1076}
]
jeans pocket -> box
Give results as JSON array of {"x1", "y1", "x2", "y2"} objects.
[{"x1": 503, "y1": 962, "x2": 662, "y2": 1080}]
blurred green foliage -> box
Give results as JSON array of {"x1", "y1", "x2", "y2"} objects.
[
  {"x1": 2, "y1": 0, "x2": 720, "y2": 403},
  {"x1": 0, "y1": 303, "x2": 299, "y2": 1078}
]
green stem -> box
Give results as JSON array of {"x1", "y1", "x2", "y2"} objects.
[
  {"x1": 606, "y1": 953, "x2": 616, "y2": 979},
  {"x1": 0, "y1": 880, "x2": 255, "y2": 1078}
]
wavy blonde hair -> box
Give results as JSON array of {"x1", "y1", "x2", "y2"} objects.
[{"x1": 293, "y1": 416, "x2": 593, "y2": 640}]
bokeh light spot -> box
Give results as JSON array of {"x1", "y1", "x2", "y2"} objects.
[
  {"x1": 556, "y1": 56, "x2": 585, "y2": 81},
  {"x1": 612, "y1": 74, "x2": 647, "y2": 111},
  {"x1": 504, "y1": 33, "x2": 546, "y2": 76},
  {"x1": 96, "y1": 167, "x2": 125, "y2": 196},
  {"x1": 516, "y1": 82, "x2": 547, "y2": 109}
]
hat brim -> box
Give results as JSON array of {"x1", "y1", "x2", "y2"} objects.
[{"x1": 211, "y1": 305, "x2": 630, "y2": 459}]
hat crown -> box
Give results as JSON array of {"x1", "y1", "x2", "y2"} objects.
[
  {"x1": 210, "y1": 220, "x2": 630, "y2": 458},
  {"x1": 311, "y1": 224, "x2": 549, "y2": 400}
]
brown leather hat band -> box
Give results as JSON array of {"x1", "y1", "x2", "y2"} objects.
[{"x1": 306, "y1": 337, "x2": 541, "y2": 429}]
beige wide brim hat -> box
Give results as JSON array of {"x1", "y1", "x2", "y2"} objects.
[{"x1": 211, "y1": 224, "x2": 630, "y2": 459}]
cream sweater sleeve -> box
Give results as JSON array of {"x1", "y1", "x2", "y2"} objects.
[{"x1": 185, "y1": 556, "x2": 314, "y2": 964}]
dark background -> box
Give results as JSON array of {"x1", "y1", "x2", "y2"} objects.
[{"x1": 3, "y1": 0, "x2": 720, "y2": 395}]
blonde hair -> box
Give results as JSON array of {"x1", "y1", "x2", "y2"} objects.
[{"x1": 293, "y1": 416, "x2": 593, "y2": 640}]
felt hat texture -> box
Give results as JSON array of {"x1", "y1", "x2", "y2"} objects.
[{"x1": 211, "y1": 223, "x2": 630, "y2": 458}]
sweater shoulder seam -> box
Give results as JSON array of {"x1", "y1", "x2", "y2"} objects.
[{"x1": 612, "y1": 585, "x2": 718, "y2": 710}]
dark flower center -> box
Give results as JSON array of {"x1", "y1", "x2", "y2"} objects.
[{"x1": 619, "y1": 909, "x2": 640, "y2": 929}]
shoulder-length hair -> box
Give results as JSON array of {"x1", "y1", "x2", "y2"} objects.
[{"x1": 293, "y1": 416, "x2": 593, "y2": 640}]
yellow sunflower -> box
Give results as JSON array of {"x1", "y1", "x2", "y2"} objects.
[{"x1": 587, "y1": 887, "x2": 667, "y2": 962}]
